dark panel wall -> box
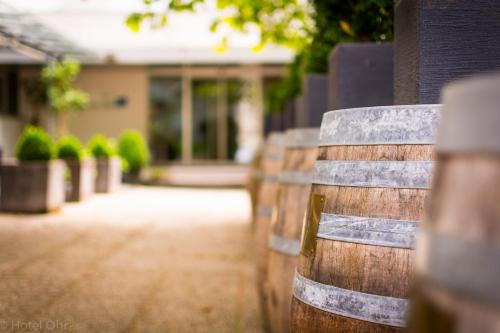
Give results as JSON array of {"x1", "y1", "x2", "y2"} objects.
[
  {"x1": 395, "y1": 0, "x2": 500, "y2": 104},
  {"x1": 264, "y1": 101, "x2": 296, "y2": 135}
]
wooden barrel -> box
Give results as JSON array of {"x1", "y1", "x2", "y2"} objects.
[
  {"x1": 408, "y1": 74, "x2": 500, "y2": 333},
  {"x1": 247, "y1": 147, "x2": 264, "y2": 221},
  {"x1": 254, "y1": 132, "x2": 286, "y2": 329},
  {"x1": 267, "y1": 128, "x2": 320, "y2": 333},
  {"x1": 291, "y1": 105, "x2": 441, "y2": 332}
]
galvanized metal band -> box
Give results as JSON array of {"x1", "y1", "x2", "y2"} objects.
[
  {"x1": 438, "y1": 74, "x2": 500, "y2": 153},
  {"x1": 278, "y1": 170, "x2": 313, "y2": 185},
  {"x1": 417, "y1": 230, "x2": 500, "y2": 306},
  {"x1": 284, "y1": 128, "x2": 320, "y2": 148},
  {"x1": 317, "y1": 214, "x2": 418, "y2": 249},
  {"x1": 262, "y1": 175, "x2": 279, "y2": 183},
  {"x1": 267, "y1": 132, "x2": 287, "y2": 147},
  {"x1": 293, "y1": 271, "x2": 408, "y2": 327},
  {"x1": 268, "y1": 234, "x2": 301, "y2": 256},
  {"x1": 257, "y1": 206, "x2": 273, "y2": 218},
  {"x1": 264, "y1": 152, "x2": 284, "y2": 161},
  {"x1": 319, "y1": 105, "x2": 441, "y2": 146},
  {"x1": 313, "y1": 160, "x2": 433, "y2": 189}
]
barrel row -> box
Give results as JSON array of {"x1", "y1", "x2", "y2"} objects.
[{"x1": 256, "y1": 75, "x2": 500, "y2": 333}]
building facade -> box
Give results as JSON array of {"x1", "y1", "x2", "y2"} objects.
[{"x1": 0, "y1": 0, "x2": 291, "y2": 163}]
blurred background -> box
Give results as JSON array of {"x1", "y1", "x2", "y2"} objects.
[
  {"x1": 0, "y1": 0, "x2": 392, "y2": 186},
  {"x1": 0, "y1": 1, "x2": 396, "y2": 332}
]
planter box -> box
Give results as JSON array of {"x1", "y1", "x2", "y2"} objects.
[
  {"x1": 395, "y1": 0, "x2": 500, "y2": 104},
  {"x1": 301, "y1": 74, "x2": 328, "y2": 127},
  {"x1": 0, "y1": 160, "x2": 65, "y2": 213},
  {"x1": 95, "y1": 157, "x2": 121, "y2": 193},
  {"x1": 65, "y1": 159, "x2": 95, "y2": 202},
  {"x1": 329, "y1": 42, "x2": 393, "y2": 110}
]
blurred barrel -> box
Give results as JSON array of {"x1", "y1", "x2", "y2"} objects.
[
  {"x1": 267, "y1": 128, "x2": 320, "y2": 333},
  {"x1": 0, "y1": 146, "x2": 3, "y2": 188},
  {"x1": 254, "y1": 132, "x2": 286, "y2": 329},
  {"x1": 409, "y1": 74, "x2": 500, "y2": 333},
  {"x1": 247, "y1": 147, "x2": 264, "y2": 221},
  {"x1": 291, "y1": 105, "x2": 441, "y2": 332}
]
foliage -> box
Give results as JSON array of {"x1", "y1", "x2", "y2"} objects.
[
  {"x1": 42, "y1": 58, "x2": 90, "y2": 114},
  {"x1": 117, "y1": 130, "x2": 150, "y2": 173},
  {"x1": 129, "y1": 0, "x2": 394, "y2": 111},
  {"x1": 87, "y1": 134, "x2": 116, "y2": 159},
  {"x1": 269, "y1": 0, "x2": 394, "y2": 109},
  {"x1": 22, "y1": 77, "x2": 49, "y2": 126},
  {"x1": 127, "y1": 0, "x2": 314, "y2": 51},
  {"x1": 15, "y1": 126, "x2": 55, "y2": 162},
  {"x1": 262, "y1": 51, "x2": 305, "y2": 113},
  {"x1": 304, "y1": 0, "x2": 394, "y2": 73},
  {"x1": 23, "y1": 77, "x2": 48, "y2": 108},
  {"x1": 56, "y1": 135, "x2": 85, "y2": 161}
]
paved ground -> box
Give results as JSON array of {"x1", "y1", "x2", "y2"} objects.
[{"x1": 0, "y1": 186, "x2": 262, "y2": 333}]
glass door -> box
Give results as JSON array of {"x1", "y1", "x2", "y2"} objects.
[
  {"x1": 149, "y1": 77, "x2": 182, "y2": 162},
  {"x1": 150, "y1": 75, "x2": 256, "y2": 163},
  {"x1": 191, "y1": 79, "x2": 218, "y2": 160}
]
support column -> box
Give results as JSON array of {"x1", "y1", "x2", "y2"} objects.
[
  {"x1": 254, "y1": 71, "x2": 264, "y2": 139},
  {"x1": 217, "y1": 78, "x2": 228, "y2": 160},
  {"x1": 181, "y1": 67, "x2": 192, "y2": 163}
]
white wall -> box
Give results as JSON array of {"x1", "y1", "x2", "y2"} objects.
[
  {"x1": 0, "y1": 115, "x2": 23, "y2": 157},
  {"x1": 68, "y1": 66, "x2": 149, "y2": 143}
]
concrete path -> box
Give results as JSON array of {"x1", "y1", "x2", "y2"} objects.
[{"x1": 0, "y1": 186, "x2": 262, "y2": 333}]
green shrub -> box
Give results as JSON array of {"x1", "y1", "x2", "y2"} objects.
[
  {"x1": 15, "y1": 126, "x2": 55, "y2": 161},
  {"x1": 57, "y1": 135, "x2": 85, "y2": 161},
  {"x1": 117, "y1": 130, "x2": 150, "y2": 173},
  {"x1": 87, "y1": 134, "x2": 116, "y2": 159}
]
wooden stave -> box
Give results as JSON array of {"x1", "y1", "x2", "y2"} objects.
[
  {"x1": 292, "y1": 143, "x2": 435, "y2": 332},
  {"x1": 267, "y1": 146, "x2": 318, "y2": 333}
]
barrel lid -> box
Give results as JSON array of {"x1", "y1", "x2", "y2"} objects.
[
  {"x1": 319, "y1": 105, "x2": 441, "y2": 146},
  {"x1": 284, "y1": 128, "x2": 320, "y2": 148},
  {"x1": 438, "y1": 72, "x2": 500, "y2": 153},
  {"x1": 266, "y1": 132, "x2": 287, "y2": 147}
]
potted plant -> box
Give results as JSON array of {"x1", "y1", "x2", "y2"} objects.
[
  {"x1": 56, "y1": 135, "x2": 95, "y2": 202},
  {"x1": 117, "y1": 129, "x2": 150, "y2": 182},
  {"x1": 87, "y1": 134, "x2": 121, "y2": 193},
  {"x1": 0, "y1": 126, "x2": 65, "y2": 213}
]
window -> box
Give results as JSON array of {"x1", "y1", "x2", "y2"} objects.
[
  {"x1": 149, "y1": 77, "x2": 182, "y2": 162},
  {"x1": 0, "y1": 67, "x2": 19, "y2": 116}
]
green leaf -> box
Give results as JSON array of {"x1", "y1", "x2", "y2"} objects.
[
  {"x1": 213, "y1": 36, "x2": 228, "y2": 53},
  {"x1": 160, "y1": 14, "x2": 168, "y2": 26},
  {"x1": 126, "y1": 13, "x2": 143, "y2": 32}
]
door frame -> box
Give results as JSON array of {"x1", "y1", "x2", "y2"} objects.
[{"x1": 148, "y1": 64, "x2": 285, "y2": 163}]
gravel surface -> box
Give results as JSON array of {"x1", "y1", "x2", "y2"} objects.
[{"x1": 0, "y1": 186, "x2": 262, "y2": 333}]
